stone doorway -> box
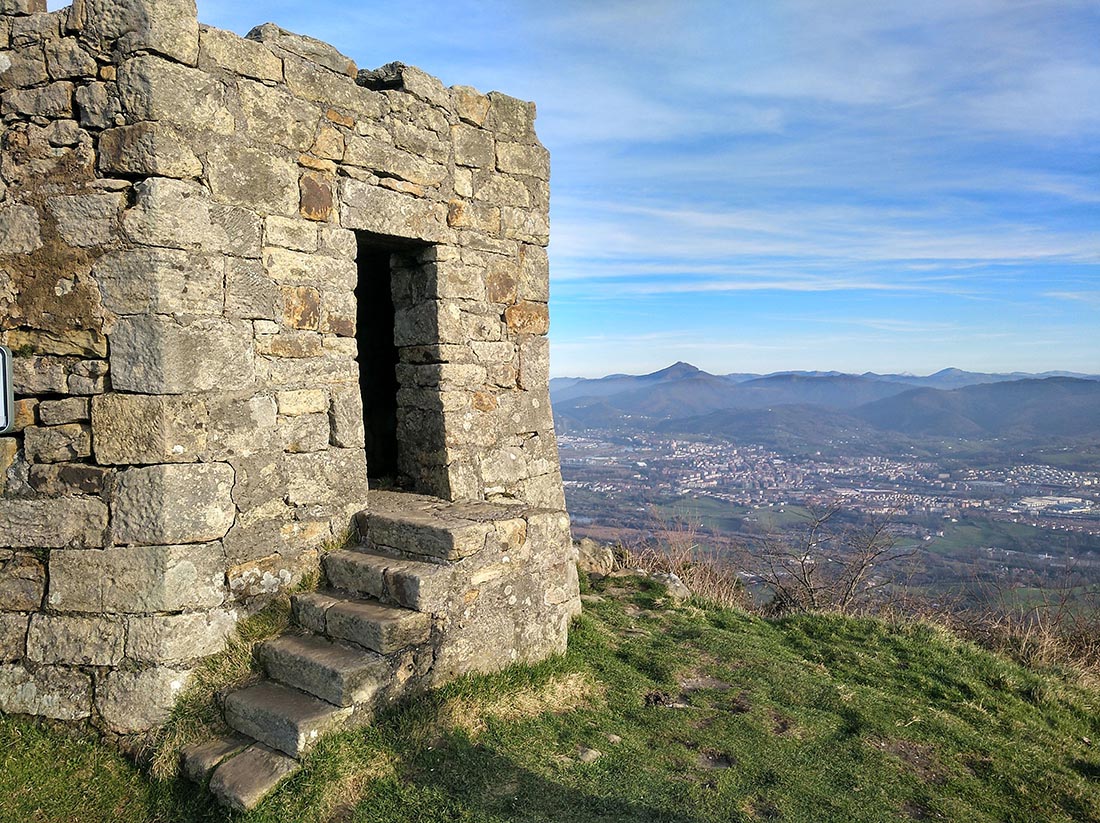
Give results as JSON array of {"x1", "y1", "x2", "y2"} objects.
[{"x1": 355, "y1": 237, "x2": 400, "y2": 484}]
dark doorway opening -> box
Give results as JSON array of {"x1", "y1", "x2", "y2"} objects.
[{"x1": 355, "y1": 237, "x2": 400, "y2": 484}]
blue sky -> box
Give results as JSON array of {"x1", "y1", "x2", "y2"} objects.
[{"x1": 147, "y1": 2, "x2": 1100, "y2": 376}]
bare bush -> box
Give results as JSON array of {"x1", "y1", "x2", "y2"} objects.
[
  {"x1": 735, "y1": 503, "x2": 916, "y2": 615},
  {"x1": 946, "y1": 573, "x2": 1100, "y2": 684}
]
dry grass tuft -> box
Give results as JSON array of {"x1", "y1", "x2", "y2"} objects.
[
  {"x1": 147, "y1": 568, "x2": 320, "y2": 779},
  {"x1": 438, "y1": 672, "x2": 604, "y2": 738}
]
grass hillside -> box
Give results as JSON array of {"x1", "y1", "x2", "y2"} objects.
[{"x1": 2, "y1": 574, "x2": 1099, "y2": 822}]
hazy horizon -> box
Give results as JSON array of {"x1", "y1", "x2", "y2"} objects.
[{"x1": 552, "y1": 361, "x2": 1100, "y2": 381}]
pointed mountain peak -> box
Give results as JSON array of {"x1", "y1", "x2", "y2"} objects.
[{"x1": 648, "y1": 361, "x2": 703, "y2": 380}]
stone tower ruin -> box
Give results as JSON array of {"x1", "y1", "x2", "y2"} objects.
[{"x1": 0, "y1": 0, "x2": 579, "y2": 802}]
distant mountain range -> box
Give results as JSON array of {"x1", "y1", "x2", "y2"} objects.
[{"x1": 550, "y1": 363, "x2": 1100, "y2": 449}]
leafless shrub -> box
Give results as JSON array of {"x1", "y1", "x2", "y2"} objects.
[
  {"x1": 944, "y1": 572, "x2": 1100, "y2": 684},
  {"x1": 735, "y1": 503, "x2": 916, "y2": 615}
]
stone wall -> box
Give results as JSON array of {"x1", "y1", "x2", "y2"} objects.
[{"x1": 0, "y1": 0, "x2": 568, "y2": 732}]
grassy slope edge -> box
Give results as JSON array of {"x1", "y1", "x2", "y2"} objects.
[{"x1": 2, "y1": 574, "x2": 1098, "y2": 823}]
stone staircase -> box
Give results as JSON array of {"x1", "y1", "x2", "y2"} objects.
[{"x1": 180, "y1": 490, "x2": 577, "y2": 811}]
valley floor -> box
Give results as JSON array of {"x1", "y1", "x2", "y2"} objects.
[{"x1": 3, "y1": 574, "x2": 1099, "y2": 822}]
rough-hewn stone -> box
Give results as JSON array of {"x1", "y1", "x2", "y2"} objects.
[
  {"x1": 96, "y1": 665, "x2": 193, "y2": 733},
  {"x1": 48, "y1": 543, "x2": 226, "y2": 612},
  {"x1": 113, "y1": 463, "x2": 235, "y2": 545},
  {"x1": 92, "y1": 394, "x2": 207, "y2": 465},
  {"x1": 0, "y1": 614, "x2": 29, "y2": 662},
  {"x1": 0, "y1": 551, "x2": 45, "y2": 611},
  {"x1": 26, "y1": 615, "x2": 126, "y2": 666},
  {"x1": 0, "y1": 664, "x2": 91, "y2": 720},
  {"x1": 99, "y1": 122, "x2": 203, "y2": 178},
  {"x1": 110, "y1": 316, "x2": 255, "y2": 394},
  {"x1": 0, "y1": 498, "x2": 107, "y2": 548},
  {"x1": 127, "y1": 609, "x2": 236, "y2": 662}
]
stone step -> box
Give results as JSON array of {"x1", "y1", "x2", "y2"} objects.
[
  {"x1": 293, "y1": 589, "x2": 431, "y2": 654},
  {"x1": 180, "y1": 732, "x2": 252, "y2": 784},
  {"x1": 224, "y1": 681, "x2": 352, "y2": 758},
  {"x1": 324, "y1": 548, "x2": 454, "y2": 612},
  {"x1": 355, "y1": 489, "x2": 528, "y2": 562},
  {"x1": 208, "y1": 742, "x2": 301, "y2": 812},
  {"x1": 259, "y1": 633, "x2": 388, "y2": 707}
]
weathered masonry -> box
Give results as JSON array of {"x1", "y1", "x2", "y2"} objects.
[{"x1": 0, "y1": 0, "x2": 579, "y2": 794}]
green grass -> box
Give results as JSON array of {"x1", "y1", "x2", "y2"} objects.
[{"x1": 3, "y1": 575, "x2": 1099, "y2": 822}]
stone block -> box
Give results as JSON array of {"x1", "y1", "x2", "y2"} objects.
[
  {"x1": 504, "y1": 300, "x2": 549, "y2": 335},
  {"x1": 280, "y1": 285, "x2": 320, "y2": 330},
  {"x1": 234, "y1": 76, "x2": 318, "y2": 152},
  {"x1": 258, "y1": 331, "x2": 323, "y2": 359},
  {"x1": 319, "y1": 288, "x2": 356, "y2": 337},
  {"x1": 0, "y1": 203, "x2": 42, "y2": 254},
  {"x1": 93, "y1": 246, "x2": 224, "y2": 317},
  {"x1": 343, "y1": 135, "x2": 447, "y2": 186},
  {"x1": 451, "y1": 84, "x2": 490, "y2": 126},
  {"x1": 127, "y1": 609, "x2": 236, "y2": 662},
  {"x1": 210, "y1": 203, "x2": 263, "y2": 258},
  {"x1": 518, "y1": 243, "x2": 549, "y2": 301},
  {"x1": 496, "y1": 141, "x2": 550, "y2": 180},
  {"x1": 109, "y1": 315, "x2": 254, "y2": 394},
  {"x1": 0, "y1": 550, "x2": 44, "y2": 611},
  {"x1": 44, "y1": 37, "x2": 96, "y2": 79},
  {"x1": 118, "y1": 54, "x2": 231, "y2": 134},
  {"x1": 447, "y1": 199, "x2": 500, "y2": 234},
  {"x1": 26, "y1": 614, "x2": 125, "y2": 666},
  {"x1": 96, "y1": 665, "x2": 192, "y2": 733},
  {"x1": 452, "y1": 123, "x2": 494, "y2": 169},
  {"x1": 0, "y1": 613, "x2": 28, "y2": 661},
  {"x1": 92, "y1": 394, "x2": 207, "y2": 465},
  {"x1": 74, "y1": 81, "x2": 122, "y2": 130},
  {"x1": 225, "y1": 258, "x2": 278, "y2": 320},
  {"x1": 485, "y1": 91, "x2": 536, "y2": 143},
  {"x1": 113, "y1": 463, "x2": 235, "y2": 545},
  {"x1": 299, "y1": 170, "x2": 334, "y2": 221},
  {"x1": 122, "y1": 177, "x2": 223, "y2": 251},
  {"x1": 28, "y1": 462, "x2": 109, "y2": 496},
  {"x1": 246, "y1": 21, "x2": 354, "y2": 76},
  {"x1": 283, "y1": 53, "x2": 381, "y2": 118},
  {"x1": 2, "y1": 80, "x2": 73, "y2": 117},
  {"x1": 284, "y1": 448, "x2": 368, "y2": 506},
  {"x1": 263, "y1": 246, "x2": 356, "y2": 290},
  {"x1": 320, "y1": 226, "x2": 357, "y2": 259},
  {"x1": 82, "y1": 0, "x2": 199, "y2": 66},
  {"x1": 328, "y1": 385, "x2": 365, "y2": 448},
  {"x1": 264, "y1": 215, "x2": 318, "y2": 252},
  {"x1": 500, "y1": 205, "x2": 549, "y2": 245},
  {"x1": 279, "y1": 413, "x2": 329, "y2": 453},
  {"x1": 518, "y1": 334, "x2": 550, "y2": 391},
  {"x1": 0, "y1": 498, "x2": 107, "y2": 548},
  {"x1": 23, "y1": 423, "x2": 91, "y2": 463},
  {"x1": 227, "y1": 454, "x2": 286, "y2": 511},
  {"x1": 199, "y1": 25, "x2": 282, "y2": 82},
  {"x1": 204, "y1": 394, "x2": 277, "y2": 459},
  {"x1": 277, "y1": 389, "x2": 327, "y2": 417},
  {"x1": 207, "y1": 142, "x2": 299, "y2": 215},
  {"x1": 0, "y1": 46, "x2": 48, "y2": 89},
  {"x1": 48, "y1": 542, "x2": 226, "y2": 612},
  {"x1": 46, "y1": 193, "x2": 124, "y2": 248},
  {"x1": 340, "y1": 178, "x2": 449, "y2": 242},
  {"x1": 99, "y1": 122, "x2": 203, "y2": 179},
  {"x1": 0, "y1": 438, "x2": 17, "y2": 494},
  {"x1": 0, "y1": 664, "x2": 91, "y2": 720},
  {"x1": 11, "y1": 399, "x2": 34, "y2": 431},
  {"x1": 1, "y1": 327, "x2": 107, "y2": 359},
  {"x1": 37, "y1": 397, "x2": 89, "y2": 425}
]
